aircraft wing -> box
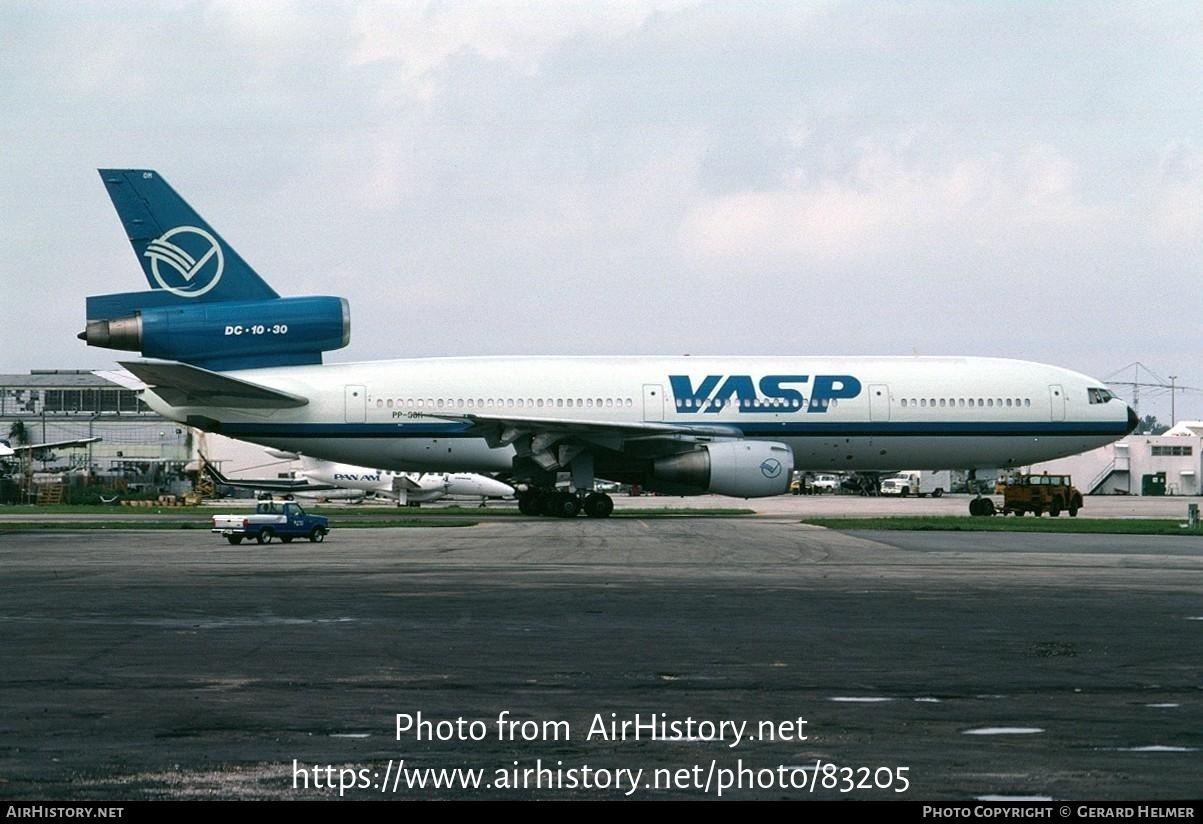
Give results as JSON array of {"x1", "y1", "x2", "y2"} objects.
[
  {"x1": 422, "y1": 412, "x2": 744, "y2": 470},
  {"x1": 392, "y1": 475, "x2": 425, "y2": 491},
  {"x1": 0, "y1": 436, "x2": 102, "y2": 458},
  {"x1": 119, "y1": 360, "x2": 308, "y2": 409},
  {"x1": 426, "y1": 412, "x2": 742, "y2": 445}
]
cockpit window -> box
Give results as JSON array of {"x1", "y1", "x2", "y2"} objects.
[{"x1": 1088, "y1": 388, "x2": 1114, "y2": 404}]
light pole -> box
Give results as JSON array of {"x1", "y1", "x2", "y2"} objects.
[{"x1": 1169, "y1": 375, "x2": 1178, "y2": 427}]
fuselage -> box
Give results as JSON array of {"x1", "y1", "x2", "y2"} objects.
[{"x1": 142, "y1": 355, "x2": 1135, "y2": 475}]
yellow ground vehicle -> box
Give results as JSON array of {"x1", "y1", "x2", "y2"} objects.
[
  {"x1": 1003, "y1": 474, "x2": 1083, "y2": 517},
  {"x1": 970, "y1": 474, "x2": 1084, "y2": 517}
]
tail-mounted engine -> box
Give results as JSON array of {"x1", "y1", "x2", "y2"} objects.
[
  {"x1": 85, "y1": 169, "x2": 351, "y2": 371},
  {"x1": 81, "y1": 294, "x2": 349, "y2": 371}
]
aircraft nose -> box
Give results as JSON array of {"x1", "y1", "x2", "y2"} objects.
[{"x1": 1127, "y1": 406, "x2": 1139, "y2": 433}]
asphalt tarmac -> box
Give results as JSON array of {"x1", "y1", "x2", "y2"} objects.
[{"x1": 1, "y1": 502, "x2": 1201, "y2": 799}]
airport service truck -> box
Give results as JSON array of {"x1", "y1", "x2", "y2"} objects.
[
  {"x1": 879, "y1": 470, "x2": 951, "y2": 498},
  {"x1": 211, "y1": 501, "x2": 330, "y2": 545}
]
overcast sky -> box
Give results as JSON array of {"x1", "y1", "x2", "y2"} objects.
[{"x1": 2, "y1": 1, "x2": 1201, "y2": 422}]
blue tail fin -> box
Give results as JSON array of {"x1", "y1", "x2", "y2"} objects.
[
  {"x1": 98, "y1": 169, "x2": 278, "y2": 302},
  {"x1": 84, "y1": 169, "x2": 349, "y2": 371}
]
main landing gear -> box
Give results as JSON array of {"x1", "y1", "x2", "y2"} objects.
[{"x1": 517, "y1": 488, "x2": 615, "y2": 518}]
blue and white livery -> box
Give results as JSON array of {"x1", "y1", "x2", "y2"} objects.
[{"x1": 80, "y1": 170, "x2": 1137, "y2": 517}]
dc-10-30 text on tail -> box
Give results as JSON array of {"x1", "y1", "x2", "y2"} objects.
[{"x1": 80, "y1": 170, "x2": 1137, "y2": 518}]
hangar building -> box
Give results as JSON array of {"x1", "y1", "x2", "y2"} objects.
[
  {"x1": 0, "y1": 370, "x2": 192, "y2": 491},
  {"x1": 1029, "y1": 423, "x2": 1203, "y2": 496}
]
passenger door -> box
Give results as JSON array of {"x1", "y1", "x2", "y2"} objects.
[
  {"x1": 345, "y1": 385, "x2": 366, "y2": 423},
  {"x1": 1049, "y1": 384, "x2": 1065, "y2": 422}
]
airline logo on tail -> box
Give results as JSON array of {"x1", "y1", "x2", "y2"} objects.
[{"x1": 144, "y1": 226, "x2": 224, "y2": 297}]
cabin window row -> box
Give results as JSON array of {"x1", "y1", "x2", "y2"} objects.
[
  {"x1": 899, "y1": 397, "x2": 1032, "y2": 409},
  {"x1": 374, "y1": 397, "x2": 635, "y2": 410},
  {"x1": 673, "y1": 397, "x2": 836, "y2": 410}
]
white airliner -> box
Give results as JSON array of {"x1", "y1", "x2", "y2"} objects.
[
  {"x1": 205, "y1": 453, "x2": 512, "y2": 505},
  {"x1": 301, "y1": 458, "x2": 515, "y2": 505},
  {"x1": 203, "y1": 452, "x2": 512, "y2": 505},
  {"x1": 81, "y1": 170, "x2": 1137, "y2": 517}
]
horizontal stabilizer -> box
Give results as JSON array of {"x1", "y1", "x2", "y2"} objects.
[
  {"x1": 92, "y1": 368, "x2": 146, "y2": 391},
  {"x1": 120, "y1": 360, "x2": 308, "y2": 409}
]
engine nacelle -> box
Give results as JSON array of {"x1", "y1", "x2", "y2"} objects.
[
  {"x1": 651, "y1": 440, "x2": 794, "y2": 497},
  {"x1": 80, "y1": 296, "x2": 349, "y2": 370}
]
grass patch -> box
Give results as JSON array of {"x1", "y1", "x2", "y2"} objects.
[
  {"x1": 0, "y1": 519, "x2": 479, "y2": 531},
  {"x1": 802, "y1": 517, "x2": 1203, "y2": 536},
  {"x1": 0, "y1": 521, "x2": 211, "y2": 530},
  {"x1": 310, "y1": 505, "x2": 753, "y2": 518},
  {"x1": 0, "y1": 504, "x2": 177, "y2": 515}
]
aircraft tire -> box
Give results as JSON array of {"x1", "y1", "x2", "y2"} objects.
[
  {"x1": 543, "y1": 490, "x2": 579, "y2": 517},
  {"x1": 584, "y1": 492, "x2": 614, "y2": 518},
  {"x1": 518, "y1": 495, "x2": 541, "y2": 516},
  {"x1": 969, "y1": 498, "x2": 994, "y2": 517},
  {"x1": 549, "y1": 491, "x2": 580, "y2": 518},
  {"x1": 538, "y1": 492, "x2": 561, "y2": 517}
]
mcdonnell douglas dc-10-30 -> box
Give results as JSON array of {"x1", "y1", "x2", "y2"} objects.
[{"x1": 80, "y1": 170, "x2": 1137, "y2": 517}]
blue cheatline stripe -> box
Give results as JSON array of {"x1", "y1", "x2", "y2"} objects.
[
  {"x1": 733, "y1": 421, "x2": 1132, "y2": 438},
  {"x1": 218, "y1": 422, "x2": 475, "y2": 437},
  {"x1": 214, "y1": 419, "x2": 1129, "y2": 440}
]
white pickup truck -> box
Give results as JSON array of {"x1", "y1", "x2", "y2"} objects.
[{"x1": 212, "y1": 501, "x2": 330, "y2": 545}]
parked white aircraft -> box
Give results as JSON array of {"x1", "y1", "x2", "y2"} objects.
[
  {"x1": 0, "y1": 436, "x2": 101, "y2": 459},
  {"x1": 82, "y1": 170, "x2": 1137, "y2": 517},
  {"x1": 204, "y1": 454, "x2": 513, "y2": 505},
  {"x1": 298, "y1": 456, "x2": 513, "y2": 505}
]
